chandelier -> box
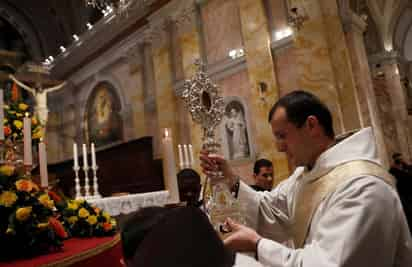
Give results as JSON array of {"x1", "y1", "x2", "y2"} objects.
[{"x1": 85, "y1": 0, "x2": 147, "y2": 16}]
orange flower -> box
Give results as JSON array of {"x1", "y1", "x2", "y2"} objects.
[
  {"x1": 94, "y1": 207, "x2": 100, "y2": 214},
  {"x1": 48, "y1": 191, "x2": 62, "y2": 203},
  {"x1": 15, "y1": 179, "x2": 33, "y2": 192},
  {"x1": 4, "y1": 126, "x2": 11, "y2": 136},
  {"x1": 49, "y1": 217, "x2": 68, "y2": 239},
  {"x1": 102, "y1": 222, "x2": 113, "y2": 232}
]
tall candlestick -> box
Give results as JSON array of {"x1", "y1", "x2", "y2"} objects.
[
  {"x1": 183, "y1": 144, "x2": 189, "y2": 168},
  {"x1": 188, "y1": 144, "x2": 194, "y2": 167},
  {"x1": 23, "y1": 113, "x2": 32, "y2": 166},
  {"x1": 0, "y1": 89, "x2": 4, "y2": 141},
  {"x1": 82, "y1": 144, "x2": 88, "y2": 168},
  {"x1": 91, "y1": 143, "x2": 97, "y2": 168},
  {"x1": 161, "y1": 128, "x2": 179, "y2": 203},
  {"x1": 38, "y1": 141, "x2": 48, "y2": 188},
  {"x1": 73, "y1": 143, "x2": 79, "y2": 168},
  {"x1": 178, "y1": 144, "x2": 184, "y2": 170}
]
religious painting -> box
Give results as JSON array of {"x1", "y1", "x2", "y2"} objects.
[
  {"x1": 85, "y1": 82, "x2": 123, "y2": 148},
  {"x1": 221, "y1": 98, "x2": 251, "y2": 161}
]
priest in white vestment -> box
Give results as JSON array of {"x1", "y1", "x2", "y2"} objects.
[{"x1": 201, "y1": 90, "x2": 412, "y2": 267}]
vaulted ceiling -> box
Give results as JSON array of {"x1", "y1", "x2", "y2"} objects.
[{"x1": 0, "y1": 0, "x2": 101, "y2": 62}]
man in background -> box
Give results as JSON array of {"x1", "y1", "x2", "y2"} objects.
[{"x1": 251, "y1": 159, "x2": 273, "y2": 191}]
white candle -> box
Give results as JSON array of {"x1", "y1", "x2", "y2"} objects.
[
  {"x1": 188, "y1": 144, "x2": 194, "y2": 167},
  {"x1": 82, "y1": 144, "x2": 88, "y2": 168},
  {"x1": 73, "y1": 143, "x2": 79, "y2": 168},
  {"x1": 183, "y1": 144, "x2": 189, "y2": 168},
  {"x1": 178, "y1": 144, "x2": 184, "y2": 170},
  {"x1": 161, "y1": 128, "x2": 179, "y2": 203},
  {"x1": 38, "y1": 141, "x2": 48, "y2": 188},
  {"x1": 91, "y1": 142, "x2": 97, "y2": 168},
  {"x1": 23, "y1": 113, "x2": 32, "y2": 166},
  {"x1": 0, "y1": 89, "x2": 4, "y2": 140}
]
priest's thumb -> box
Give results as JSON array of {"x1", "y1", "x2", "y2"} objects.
[{"x1": 225, "y1": 217, "x2": 240, "y2": 232}]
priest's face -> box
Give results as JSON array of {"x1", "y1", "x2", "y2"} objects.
[{"x1": 270, "y1": 107, "x2": 314, "y2": 167}]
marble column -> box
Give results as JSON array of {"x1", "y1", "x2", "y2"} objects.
[
  {"x1": 141, "y1": 37, "x2": 161, "y2": 158},
  {"x1": 238, "y1": 0, "x2": 290, "y2": 182},
  {"x1": 342, "y1": 11, "x2": 389, "y2": 167},
  {"x1": 318, "y1": 0, "x2": 361, "y2": 131},
  {"x1": 124, "y1": 46, "x2": 147, "y2": 139},
  {"x1": 379, "y1": 51, "x2": 412, "y2": 161},
  {"x1": 150, "y1": 20, "x2": 180, "y2": 163}
]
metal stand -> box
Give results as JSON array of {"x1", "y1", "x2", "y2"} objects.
[
  {"x1": 91, "y1": 165, "x2": 101, "y2": 198},
  {"x1": 83, "y1": 166, "x2": 91, "y2": 198},
  {"x1": 74, "y1": 166, "x2": 82, "y2": 199}
]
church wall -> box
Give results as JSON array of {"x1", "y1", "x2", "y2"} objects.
[
  {"x1": 200, "y1": 0, "x2": 243, "y2": 66},
  {"x1": 274, "y1": 46, "x2": 300, "y2": 96},
  {"x1": 46, "y1": 0, "x2": 396, "y2": 188},
  {"x1": 237, "y1": 0, "x2": 290, "y2": 185}
]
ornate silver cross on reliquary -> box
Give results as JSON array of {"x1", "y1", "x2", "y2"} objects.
[{"x1": 181, "y1": 59, "x2": 245, "y2": 233}]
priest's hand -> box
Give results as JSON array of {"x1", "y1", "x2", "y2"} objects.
[
  {"x1": 223, "y1": 218, "x2": 262, "y2": 253},
  {"x1": 199, "y1": 150, "x2": 236, "y2": 183}
]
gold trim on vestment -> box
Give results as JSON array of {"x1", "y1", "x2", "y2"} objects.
[
  {"x1": 291, "y1": 160, "x2": 395, "y2": 249},
  {"x1": 41, "y1": 234, "x2": 121, "y2": 267}
]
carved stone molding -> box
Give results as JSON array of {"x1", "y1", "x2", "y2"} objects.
[
  {"x1": 271, "y1": 35, "x2": 294, "y2": 54},
  {"x1": 174, "y1": 56, "x2": 247, "y2": 96},
  {"x1": 369, "y1": 50, "x2": 400, "y2": 66}
]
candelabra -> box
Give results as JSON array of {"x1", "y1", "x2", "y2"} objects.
[
  {"x1": 91, "y1": 165, "x2": 101, "y2": 198},
  {"x1": 73, "y1": 166, "x2": 82, "y2": 199},
  {"x1": 83, "y1": 166, "x2": 91, "y2": 198}
]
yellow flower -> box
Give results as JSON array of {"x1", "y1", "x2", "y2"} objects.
[
  {"x1": 68, "y1": 216, "x2": 78, "y2": 224},
  {"x1": 87, "y1": 215, "x2": 97, "y2": 225},
  {"x1": 102, "y1": 211, "x2": 111, "y2": 222},
  {"x1": 67, "y1": 201, "x2": 79, "y2": 210},
  {"x1": 38, "y1": 194, "x2": 54, "y2": 209},
  {"x1": 15, "y1": 179, "x2": 33, "y2": 192},
  {"x1": 37, "y1": 222, "x2": 49, "y2": 229},
  {"x1": 0, "y1": 165, "x2": 15, "y2": 176},
  {"x1": 16, "y1": 113, "x2": 23, "y2": 118},
  {"x1": 3, "y1": 118, "x2": 7, "y2": 123},
  {"x1": 8, "y1": 110, "x2": 16, "y2": 115},
  {"x1": 32, "y1": 129, "x2": 43, "y2": 139},
  {"x1": 12, "y1": 133, "x2": 18, "y2": 138},
  {"x1": 0, "y1": 191, "x2": 17, "y2": 207},
  {"x1": 16, "y1": 207, "x2": 32, "y2": 221},
  {"x1": 75, "y1": 199, "x2": 85, "y2": 205},
  {"x1": 78, "y1": 208, "x2": 90, "y2": 218},
  {"x1": 6, "y1": 228, "x2": 15, "y2": 235},
  {"x1": 13, "y1": 120, "x2": 23, "y2": 129},
  {"x1": 18, "y1": 103, "x2": 28, "y2": 111},
  {"x1": 4, "y1": 105, "x2": 9, "y2": 110}
]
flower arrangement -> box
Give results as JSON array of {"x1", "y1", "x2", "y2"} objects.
[
  {"x1": 0, "y1": 165, "x2": 67, "y2": 261},
  {"x1": 0, "y1": 162, "x2": 117, "y2": 261},
  {"x1": 3, "y1": 102, "x2": 43, "y2": 144},
  {"x1": 57, "y1": 199, "x2": 116, "y2": 238}
]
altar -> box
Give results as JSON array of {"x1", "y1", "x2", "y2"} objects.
[
  {"x1": 0, "y1": 234, "x2": 122, "y2": 267},
  {"x1": 87, "y1": 190, "x2": 170, "y2": 216}
]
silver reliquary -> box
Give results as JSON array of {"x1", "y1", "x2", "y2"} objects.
[{"x1": 181, "y1": 60, "x2": 245, "y2": 234}]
